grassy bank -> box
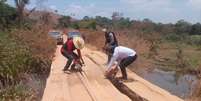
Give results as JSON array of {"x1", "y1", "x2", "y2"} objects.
[
  {"x1": 154, "y1": 42, "x2": 201, "y2": 72},
  {"x1": 0, "y1": 29, "x2": 56, "y2": 100}
]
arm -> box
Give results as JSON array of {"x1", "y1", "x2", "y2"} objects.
[
  {"x1": 107, "y1": 49, "x2": 118, "y2": 70},
  {"x1": 107, "y1": 57, "x2": 116, "y2": 71},
  {"x1": 77, "y1": 49, "x2": 84, "y2": 64},
  {"x1": 105, "y1": 51, "x2": 118, "y2": 77}
]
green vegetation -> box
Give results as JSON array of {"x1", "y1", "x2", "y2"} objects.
[
  {"x1": 0, "y1": 32, "x2": 31, "y2": 85},
  {"x1": 0, "y1": 1, "x2": 17, "y2": 30},
  {"x1": 0, "y1": 83, "x2": 35, "y2": 101},
  {"x1": 58, "y1": 15, "x2": 71, "y2": 28},
  {"x1": 69, "y1": 12, "x2": 201, "y2": 74},
  {"x1": 0, "y1": 32, "x2": 34, "y2": 100},
  {"x1": 0, "y1": 29, "x2": 55, "y2": 100},
  {"x1": 0, "y1": 1, "x2": 56, "y2": 100},
  {"x1": 1, "y1": 0, "x2": 201, "y2": 99}
]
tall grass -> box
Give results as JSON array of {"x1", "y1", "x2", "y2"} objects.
[
  {"x1": 0, "y1": 83, "x2": 36, "y2": 101},
  {"x1": 0, "y1": 26, "x2": 56, "y2": 100},
  {"x1": 10, "y1": 26, "x2": 56, "y2": 74},
  {"x1": 0, "y1": 38, "x2": 31, "y2": 86},
  {"x1": 0, "y1": 32, "x2": 31, "y2": 86}
]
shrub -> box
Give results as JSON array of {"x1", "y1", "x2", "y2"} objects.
[
  {"x1": 71, "y1": 22, "x2": 80, "y2": 29},
  {"x1": 78, "y1": 20, "x2": 96, "y2": 30},
  {"x1": 189, "y1": 35, "x2": 201, "y2": 45},
  {"x1": 164, "y1": 33, "x2": 181, "y2": 42},
  {"x1": 0, "y1": 1, "x2": 17, "y2": 30},
  {"x1": 0, "y1": 32, "x2": 32, "y2": 86},
  {"x1": 0, "y1": 83, "x2": 35, "y2": 101},
  {"x1": 175, "y1": 48, "x2": 188, "y2": 68},
  {"x1": 10, "y1": 26, "x2": 56, "y2": 74},
  {"x1": 0, "y1": 26, "x2": 56, "y2": 99}
]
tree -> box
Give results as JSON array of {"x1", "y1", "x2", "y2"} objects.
[
  {"x1": 174, "y1": 20, "x2": 191, "y2": 35},
  {"x1": 190, "y1": 23, "x2": 201, "y2": 35},
  {"x1": 114, "y1": 17, "x2": 131, "y2": 29},
  {"x1": 0, "y1": 1, "x2": 17, "y2": 30},
  {"x1": 83, "y1": 16, "x2": 90, "y2": 21},
  {"x1": 58, "y1": 16, "x2": 71, "y2": 28},
  {"x1": 71, "y1": 22, "x2": 80, "y2": 29},
  {"x1": 0, "y1": 0, "x2": 7, "y2": 3},
  {"x1": 95, "y1": 16, "x2": 112, "y2": 28},
  {"x1": 143, "y1": 18, "x2": 152, "y2": 23},
  {"x1": 14, "y1": 0, "x2": 29, "y2": 21},
  {"x1": 78, "y1": 19, "x2": 96, "y2": 30},
  {"x1": 87, "y1": 20, "x2": 96, "y2": 30}
]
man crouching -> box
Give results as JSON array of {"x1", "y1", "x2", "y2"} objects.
[{"x1": 105, "y1": 46, "x2": 137, "y2": 80}]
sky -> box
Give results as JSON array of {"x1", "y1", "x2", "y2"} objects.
[{"x1": 6, "y1": 0, "x2": 201, "y2": 24}]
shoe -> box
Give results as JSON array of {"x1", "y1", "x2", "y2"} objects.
[
  {"x1": 62, "y1": 67, "x2": 69, "y2": 71},
  {"x1": 64, "y1": 70, "x2": 71, "y2": 74},
  {"x1": 63, "y1": 68, "x2": 71, "y2": 73},
  {"x1": 116, "y1": 76, "x2": 127, "y2": 80}
]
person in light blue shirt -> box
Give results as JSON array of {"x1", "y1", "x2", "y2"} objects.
[{"x1": 105, "y1": 46, "x2": 137, "y2": 80}]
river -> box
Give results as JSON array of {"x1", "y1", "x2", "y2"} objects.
[{"x1": 135, "y1": 68, "x2": 198, "y2": 99}]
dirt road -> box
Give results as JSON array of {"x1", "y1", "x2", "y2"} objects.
[{"x1": 42, "y1": 35, "x2": 183, "y2": 101}]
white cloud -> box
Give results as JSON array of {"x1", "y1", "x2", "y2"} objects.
[
  {"x1": 50, "y1": 5, "x2": 57, "y2": 10},
  {"x1": 64, "y1": 3, "x2": 114, "y2": 18},
  {"x1": 65, "y1": 3, "x2": 95, "y2": 18},
  {"x1": 120, "y1": 0, "x2": 149, "y2": 5},
  {"x1": 119, "y1": 0, "x2": 184, "y2": 22},
  {"x1": 188, "y1": 0, "x2": 201, "y2": 10},
  {"x1": 120, "y1": 0, "x2": 172, "y2": 11}
]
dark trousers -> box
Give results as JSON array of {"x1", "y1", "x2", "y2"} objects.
[
  {"x1": 61, "y1": 50, "x2": 78, "y2": 69},
  {"x1": 119, "y1": 55, "x2": 137, "y2": 79}
]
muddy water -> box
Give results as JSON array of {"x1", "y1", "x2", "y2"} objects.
[{"x1": 137, "y1": 68, "x2": 198, "y2": 99}]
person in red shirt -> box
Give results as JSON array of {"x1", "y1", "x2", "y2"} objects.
[{"x1": 61, "y1": 37, "x2": 85, "y2": 72}]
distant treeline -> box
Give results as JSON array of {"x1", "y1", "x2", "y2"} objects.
[
  {"x1": 1, "y1": 1, "x2": 200, "y2": 36},
  {"x1": 57, "y1": 14, "x2": 201, "y2": 36}
]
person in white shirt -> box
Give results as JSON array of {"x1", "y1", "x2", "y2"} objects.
[{"x1": 105, "y1": 46, "x2": 137, "y2": 80}]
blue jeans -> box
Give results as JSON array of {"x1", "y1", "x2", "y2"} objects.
[{"x1": 119, "y1": 55, "x2": 137, "y2": 79}]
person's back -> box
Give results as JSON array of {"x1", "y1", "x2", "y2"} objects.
[
  {"x1": 61, "y1": 39, "x2": 76, "y2": 53},
  {"x1": 106, "y1": 46, "x2": 138, "y2": 80},
  {"x1": 114, "y1": 46, "x2": 136, "y2": 60}
]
